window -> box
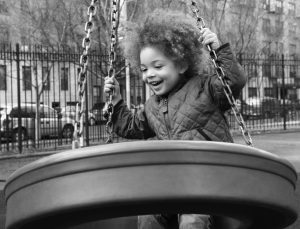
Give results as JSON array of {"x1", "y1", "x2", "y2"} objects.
[
  {"x1": 40, "y1": 107, "x2": 56, "y2": 118},
  {"x1": 0, "y1": 26, "x2": 9, "y2": 45},
  {"x1": 10, "y1": 105, "x2": 35, "y2": 118},
  {"x1": 264, "y1": 87, "x2": 276, "y2": 97},
  {"x1": 0, "y1": 65, "x2": 6, "y2": 90},
  {"x1": 20, "y1": 31, "x2": 30, "y2": 46},
  {"x1": 0, "y1": 1, "x2": 8, "y2": 14},
  {"x1": 288, "y1": 23, "x2": 297, "y2": 35},
  {"x1": 275, "y1": 0, "x2": 283, "y2": 14},
  {"x1": 22, "y1": 66, "x2": 32, "y2": 90},
  {"x1": 93, "y1": 85, "x2": 102, "y2": 103},
  {"x1": 289, "y1": 44, "x2": 297, "y2": 55},
  {"x1": 262, "y1": 60, "x2": 271, "y2": 77},
  {"x1": 277, "y1": 42, "x2": 283, "y2": 53},
  {"x1": 263, "y1": 0, "x2": 270, "y2": 11},
  {"x1": 262, "y1": 41, "x2": 271, "y2": 54},
  {"x1": 288, "y1": 0, "x2": 295, "y2": 16},
  {"x1": 60, "y1": 67, "x2": 69, "y2": 91},
  {"x1": 275, "y1": 20, "x2": 283, "y2": 35},
  {"x1": 20, "y1": 0, "x2": 29, "y2": 11},
  {"x1": 275, "y1": 64, "x2": 283, "y2": 77},
  {"x1": 248, "y1": 87, "x2": 257, "y2": 97},
  {"x1": 42, "y1": 67, "x2": 50, "y2": 90},
  {"x1": 290, "y1": 65, "x2": 297, "y2": 78},
  {"x1": 262, "y1": 18, "x2": 271, "y2": 34}
]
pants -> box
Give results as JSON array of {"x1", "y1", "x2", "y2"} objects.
[{"x1": 138, "y1": 214, "x2": 211, "y2": 229}]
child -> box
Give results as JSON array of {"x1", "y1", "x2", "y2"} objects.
[{"x1": 104, "y1": 9, "x2": 246, "y2": 229}]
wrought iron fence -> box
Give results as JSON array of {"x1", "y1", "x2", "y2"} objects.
[
  {"x1": 0, "y1": 44, "x2": 299, "y2": 153},
  {"x1": 227, "y1": 53, "x2": 300, "y2": 134}
]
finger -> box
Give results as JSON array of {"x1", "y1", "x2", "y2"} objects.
[
  {"x1": 202, "y1": 33, "x2": 216, "y2": 42},
  {"x1": 105, "y1": 78, "x2": 114, "y2": 85},
  {"x1": 104, "y1": 84, "x2": 115, "y2": 93},
  {"x1": 199, "y1": 36, "x2": 204, "y2": 42},
  {"x1": 200, "y1": 27, "x2": 209, "y2": 34},
  {"x1": 112, "y1": 77, "x2": 119, "y2": 86},
  {"x1": 105, "y1": 83, "x2": 115, "y2": 89},
  {"x1": 202, "y1": 30, "x2": 214, "y2": 39},
  {"x1": 202, "y1": 37, "x2": 217, "y2": 46}
]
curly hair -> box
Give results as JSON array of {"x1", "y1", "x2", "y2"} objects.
[{"x1": 123, "y1": 9, "x2": 208, "y2": 77}]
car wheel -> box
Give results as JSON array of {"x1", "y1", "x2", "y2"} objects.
[
  {"x1": 12, "y1": 128, "x2": 27, "y2": 142},
  {"x1": 89, "y1": 117, "x2": 96, "y2": 126},
  {"x1": 62, "y1": 125, "x2": 74, "y2": 139}
]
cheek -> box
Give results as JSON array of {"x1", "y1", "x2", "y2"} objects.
[{"x1": 142, "y1": 74, "x2": 147, "y2": 82}]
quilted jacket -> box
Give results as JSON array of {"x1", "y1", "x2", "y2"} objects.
[{"x1": 111, "y1": 43, "x2": 246, "y2": 142}]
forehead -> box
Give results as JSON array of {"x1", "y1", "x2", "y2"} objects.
[{"x1": 140, "y1": 46, "x2": 170, "y2": 65}]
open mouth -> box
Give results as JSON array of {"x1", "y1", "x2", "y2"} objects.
[{"x1": 148, "y1": 80, "x2": 163, "y2": 87}]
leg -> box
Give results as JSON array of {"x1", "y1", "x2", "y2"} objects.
[
  {"x1": 179, "y1": 214, "x2": 211, "y2": 229},
  {"x1": 138, "y1": 214, "x2": 178, "y2": 229}
]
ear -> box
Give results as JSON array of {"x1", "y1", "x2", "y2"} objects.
[{"x1": 178, "y1": 61, "x2": 188, "y2": 74}]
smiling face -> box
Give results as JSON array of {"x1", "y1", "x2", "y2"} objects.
[{"x1": 140, "y1": 46, "x2": 187, "y2": 96}]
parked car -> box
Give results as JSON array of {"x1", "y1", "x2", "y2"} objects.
[
  {"x1": 0, "y1": 103, "x2": 74, "y2": 141},
  {"x1": 91, "y1": 102, "x2": 106, "y2": 124},
  {"x1": 241, "y1": 97, "x2": 280, "y2": 120},
  {"x1": 60, "y1": 105, "x2": 96, "y2": 126}
]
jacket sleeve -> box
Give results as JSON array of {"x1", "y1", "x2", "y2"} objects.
[
  {"x1": 111, "y1": 100, "x2": 156, "y2": 139},
  {"x1": 206, "y1": 43, "x2": 246, "y2": 111}
]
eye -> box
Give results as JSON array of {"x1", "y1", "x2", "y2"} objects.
[
  {"x1": 155, "y1": 65, "x2": 163, "y2": 69},
  {"x1": 140, "y1": 67, "x2": 147, "y2": 72}
]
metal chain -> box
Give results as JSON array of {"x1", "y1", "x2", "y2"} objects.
[
  {"x1": 190, "y1": 1, "x2": 253, "y2": 147},
  {"x1": 105, "y1": 0, "x2": 118, "y2": 144},
  {"x1": 73, "y1": 0, "x2": 98, "y2": 149}
]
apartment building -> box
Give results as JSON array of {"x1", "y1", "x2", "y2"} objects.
[
  {"x1": 0, "y1": 0, "x2": 104, "y2": 110},
  {"x1": 0, "y1": 0, "x2": 299, "y2": 107},
  {"x1": 254, "y1": 0, "x2": 300, "y2": 100}
]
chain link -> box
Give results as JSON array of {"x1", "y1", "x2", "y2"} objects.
[
  {"x1": 190, "y1": 1, "x2": 253, "y2": 147},
  {"x1": 105, "y1": 0, "x2": 118, "y2": 144},
  {"x1": 73, "y1": 0, "x2": 98, "y2": 149}
]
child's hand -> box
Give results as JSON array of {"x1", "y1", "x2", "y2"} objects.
[
  {"x1": 104, "y1": 76, "x2": 122, "y2": 105},
  {"x1": 199, "y1": 28, "x2": 220, "y2": 50}
]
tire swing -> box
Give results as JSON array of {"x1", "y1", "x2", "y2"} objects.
[{"x1": 4, "y1": 1, "x2": 298, "y2": 229}]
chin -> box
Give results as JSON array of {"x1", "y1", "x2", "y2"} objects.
[
  {"x1": 150, "y1": 86, "x2": 169, "y2": 96},
  {"x1": 153, "y1": 90, "x2": 167, "y2": 96}
]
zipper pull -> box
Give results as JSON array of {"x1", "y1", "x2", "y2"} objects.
[{"x1": 162, "y1": 98, "x2": 168, "y2": 113}]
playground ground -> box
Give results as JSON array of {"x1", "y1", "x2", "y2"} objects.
[
  {"x1": 233, "y1": 130, "x2": 300, "y2": 172},
  {"x1": 0, "y1": 130, "x2": 300, "y2": 229}
]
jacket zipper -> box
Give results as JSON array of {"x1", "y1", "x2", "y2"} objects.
[{"x1": 162, "y1": 98, "x2": 171, "y2": 139}]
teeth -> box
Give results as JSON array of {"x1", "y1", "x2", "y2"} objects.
[{"x1": 150, "y1": 81, "x2": 161, "y2": 86}]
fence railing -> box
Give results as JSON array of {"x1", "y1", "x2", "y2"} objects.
[{"x1": 0, "y1": 44, "x2": 299, "y2": 153}]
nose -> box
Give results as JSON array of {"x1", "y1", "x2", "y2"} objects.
[{"x1": 143, "y1": 69, "x2": 155, "y2": 82}]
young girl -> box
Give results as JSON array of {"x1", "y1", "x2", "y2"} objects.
[{"x1": 104, "y1": 9, "x2": 246, "y2": 229}]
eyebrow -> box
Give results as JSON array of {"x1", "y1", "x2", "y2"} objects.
[{"x1": 141, "y1": 60, "x2": 164, "y2": 66}]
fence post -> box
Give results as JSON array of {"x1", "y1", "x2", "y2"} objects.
[
  {"x1": 125, "y1": 59, "x2": 131, "y2": 109},
  {"x1": 16, "y1": 43, "x2": 22, "y2": 154},
  {"x1": 85, "y1": 81, "x2": 89, "y2": 146},
  {"x1": 281, "y1": 54, "x2": 286, "y2": 130},
  {"x1": 238, "y1": 53, "x2": 244, "y2": 114}
]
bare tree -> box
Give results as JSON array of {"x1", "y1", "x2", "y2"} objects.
[{"x1": 7, "y1": 0, "x2": 127, "y2": 140}]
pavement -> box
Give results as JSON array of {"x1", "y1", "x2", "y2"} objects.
[
  {"x1": 233, "y1": 130, "x2": 300, "y2": 172},
  {"x1": 234, "y1": 130, "x2": 300, "y2": 229},
  {"x1": 0, "y1": 130, "x2": 300, "y2": 229}
]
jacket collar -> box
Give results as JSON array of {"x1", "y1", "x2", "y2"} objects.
[{"x1": 155, "y1": 75, "x2": 191, "y2": 102}]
